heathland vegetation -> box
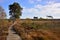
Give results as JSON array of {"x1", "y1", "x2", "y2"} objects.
[{"x1": 0, "y1": 19, "x2": 60, "y2": 40}]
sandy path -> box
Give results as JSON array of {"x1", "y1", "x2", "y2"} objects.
[{"x1": 7, "y1": 21, "x2": 22, "y2": 40}]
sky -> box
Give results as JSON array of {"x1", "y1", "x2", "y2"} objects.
[{"x1": 0, "y1": 0, "x2": 60, "y2": 19}]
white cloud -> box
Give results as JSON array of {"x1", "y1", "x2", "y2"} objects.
[
  {"x1": 29, "y1": 0, "x2": 42, "y2": 3},
  {"x1": 23, "y1": 2, "x2": 60, "y2": 18}
]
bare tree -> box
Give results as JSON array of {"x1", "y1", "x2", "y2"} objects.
[{"x1": 0, "y1": 6, "x2": 6, "y2": 19}]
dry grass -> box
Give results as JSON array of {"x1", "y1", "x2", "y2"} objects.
[
  {"x1": 0, "y1": 19, "x2": 60, "y2": 40},
  {"x1": 13, "y1": 20, "x2": 60, "y2": 40},
  {"x1": 0, "y1": 19, "x2": 12, "y2": 40}
]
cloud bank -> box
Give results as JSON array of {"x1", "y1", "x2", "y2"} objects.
[{"x1": 23, "y1": 1, "x2": 60, "y2": 18}]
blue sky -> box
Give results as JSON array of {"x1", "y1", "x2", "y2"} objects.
[{"x1": 0, "y1": 0, "x2": 60, "y2": 19}]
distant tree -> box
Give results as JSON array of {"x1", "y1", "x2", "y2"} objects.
[
  {"x1": 0, "y1": 6, "x2": 6, "y2": 19},
  {"x1": 9, "y1": 2, "x2": 23, "y2": 19},
  {"x1": 39, "y1": 17, "x2": 44, "y2": 19},
  {"x1": 34, "y1": 17, "x2": 38, "y2": 19},
  {"x1": 47, "y1": 15, "x2": 53, "y2": 19},
  {"x1": 26, "y1": 18, "x2": 31, "y2": 19}
]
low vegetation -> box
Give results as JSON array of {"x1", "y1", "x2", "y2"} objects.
[
  {"x1": 0, "y1": 19, "x2": 12, "y2": 40},
  {"x1": 0, "y1": 19, "x2": 60, "y2": 40},
  {"x1": 13, "y1": 20, "x2": 60, "y2": 40}
]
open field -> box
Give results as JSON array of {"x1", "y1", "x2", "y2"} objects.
[{"x1": 0, "y1": 19, "x2": 60, "y2": 40}]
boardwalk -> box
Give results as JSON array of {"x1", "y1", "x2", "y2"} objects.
[{"x1": 7, "y1": 21, "x2": 22, "y2": 40}]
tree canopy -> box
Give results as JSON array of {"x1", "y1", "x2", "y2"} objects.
[{"x1": 9, "y1": 2, "x2": 23, "y2": 19}]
